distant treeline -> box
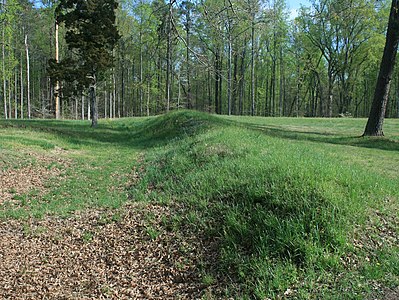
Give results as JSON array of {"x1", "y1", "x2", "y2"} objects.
[{"x1": 1, "y1": 0, "x2": 399, "y2": 119}]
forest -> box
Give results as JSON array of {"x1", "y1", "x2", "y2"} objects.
[{"x1": 1, "y1": 0, "x2": 399, "y2": 121}]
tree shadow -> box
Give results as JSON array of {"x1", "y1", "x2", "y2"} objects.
[
  {"x1": 2, "y1": 114, "x2": 398, "y2": 152},
  {"x1": 0, "y1": 111, "x2": 217, "y2": 151},
  {"x1": 235, "y1": 121, "x2": 399, "y2": 152}
]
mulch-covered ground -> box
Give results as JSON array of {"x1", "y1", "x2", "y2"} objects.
[
  {"x1": 0, "y1": 204, "x2": 224, "y2": 299},
  {"x1": 0, "y1": 149, "x2": 70, "y2": 205},
  {"x1": 0, "y1": 149, "x2": 228, "y2": 299}
]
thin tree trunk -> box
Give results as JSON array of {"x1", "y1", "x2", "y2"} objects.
[
  {"x1": 279, "y1": 44, "x2": 284, "y2": 117},
  {"x1": 397, "y1": 72, "x2": 399, "y2": 118},
  {"x1": 364, "y1": 0, "x2": 399, "y2": 136},
  {"x1": 113, "y1": 71, "x2": 116, "y2": 118},
  {"x1": 139, "y1": 31, "x2": 143, "y2": 116},
  {"x1": 25, "y1": 34, "x2": 31, "y2": 119},
  {"x1": 110, "y1": 89, "x2": 113, "y2": 118},
  {"x1": 327, "y1": 66, "x2": 334, "y2": 118},
  {"x1": 227, "y1": 35, "x2": 232, "y2": 116},
  {"x1": 90, "y1": 76, "x2": 98, "y2": 127},
  {"x1": 20, "y1": 54, "x2": 23, "y2": 119},
  {"x1": 81, "y1": 94, "x2": 85, "y2": 120},
  {"x1": 185, "y1": 8, "x2": 191, "y2": 109},
  {"x1": 8, "y1": 72, "x2": 11, "y2": 119},
  {"x1": 120, "y1": 56, "x2": 124, "y2": 117},
  {"x1": 75, "y1": 97, "x2": 78, "y2": 119},
  {"x1": 166, "y1": 0, "x2": 173, "y2": 112},
  {"x1": 147, "y1": 78, "x2": 150, "y2": 116},
  {"x1": 214, "y1": 48, "x2": 220, "y2": 114},
  {"x1": 239, "y1": 43, "x2": 246, "y2": 115},
  {"x1": 232, "y1": 52, "x2": 238, "y2": 115},
  {"x1": 55, "y1": 23, "x2": 60, "y2": 119},
  {"x1": 251, "y1": 19, "x2": 255, "y2": 116},
  {"x1": 88, "y1": 94, "x2": 91, "y2": 121},
  {"x1": 15, "y1": 68, "x2": 18, "y2": 119},
  {"x1": 178, "y1": 73, "x2": 181, "y2": 109},
  {"x1": 105, "y1": 90, "x2": 108, "y2": 118},
  {"x1": 296, "y1": 61, "x2": 300, "y2": 117},
  {"x1": 2, "y1": 24, "x2": 8, "y2": 119}
]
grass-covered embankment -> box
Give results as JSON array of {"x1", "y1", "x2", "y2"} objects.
[
  {"x1": 131, "y1": 111, "x2": 399, "y2": 299},
  {"x1": 0, "y1": 110, "x2": 398, "y2": 299}
]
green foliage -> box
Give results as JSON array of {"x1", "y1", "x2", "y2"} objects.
[{"x1": 49, "y1": 0, "x2": 120, "y2": 94}]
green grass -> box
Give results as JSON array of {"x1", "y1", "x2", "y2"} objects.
[{"x1": 0, "y1": 110, "x2": 398, "y2": 299}]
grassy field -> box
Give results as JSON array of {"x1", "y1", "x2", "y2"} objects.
[{"x1": 0, "y1": 111, "x2": 398, "y2": 299}]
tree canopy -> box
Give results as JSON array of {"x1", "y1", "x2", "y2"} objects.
[{"x1": 1, "y1": 0, "x2": 397, "y2": 123}]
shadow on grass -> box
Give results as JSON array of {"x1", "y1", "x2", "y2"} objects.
[
  {"x1": 235, "y1": 121, "x2": 399, "y2": 152},
  {"x1": 0, "y1": 111, "x2": 223, "y2": 151},
  {"x1": 2, "y1": 112, "x2": 397, "y2": 152}
]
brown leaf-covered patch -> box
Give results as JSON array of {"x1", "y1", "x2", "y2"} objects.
[
  {"x1": 0, "y1": 150, "x2": 71, "y2": 205},
  {"x1": 0, "y1": 203, "x2": 226, "y2": 299}
]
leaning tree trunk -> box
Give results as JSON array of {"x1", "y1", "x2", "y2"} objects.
[{"x1": 364, "y1": 0, "x2": 399, "y2": 136}]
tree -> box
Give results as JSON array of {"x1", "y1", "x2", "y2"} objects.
[
  {"x1": 363, "y1": 0, "x2": 399, "y2": 136},
  {"x1": 50, "y1": 0, "x2": 120, "y2": 127}
]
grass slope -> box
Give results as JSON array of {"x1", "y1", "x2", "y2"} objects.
[{"x1": 0, "y1": 111, "x2": 398, "y2": 299}]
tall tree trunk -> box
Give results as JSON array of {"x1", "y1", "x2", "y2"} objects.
[
  {"x1": 25, "y1": 34, "x2": 31, "y2": 119},
  {"x1": 139, "y1": 29, "x2": 143, "y2": 116},
  {"x1": 239, "y1": 43, "x2": 246, "y2": 115},
  {"x1": 363, "y1": 0, "x2": 399, "y2": 136},
  {"x1": 147, "y1": 78, "x2": 150, "y2": 116},
  {"x1": 88, "y1": 94, "x2": 91, "y2": 121},
  {"x1": 166, "y1": 0, "x2": 173, "y2": 112},
  {"x1": 214, "y1": 48, "x2": 220, "y2": 114},
  {"x1": 75, "y1": 96, "x2": 78, "y2": 119},
  {"x1": 105, "y1": 90, "x2": 108, "y2": 118},
  {"x1": 295, "y1": 60, "x2": 300, "y2": 117},
  {"x1": 227, "y1": 35, "x2": 232, "y2": 116},
  {"x1": 397, "y1": 72, "x2": 399, "y2": 118},
  {"x1": 8, "y1": 70, "x2": 11, "y2": 119},
  {"x1": 156, "y1": 51, "x2": 161, "y2": 113},
  {"x1": 232, "y1": 51, "x2": 238, "y2": 115},
  {"x1": 2, "y1": 24, "x2": 8, "y2": 120},
  {"x1": 81, "y1": 93, "x2": 85, "y2": 120},
  {"x1": 185, "y1": 7, "x2": 191, "y2": 109},
  {"x1": 109, "y1": 89, "x2": 113, "y2": 118},
  {"x1": 251, "y1": 19, "x2": 255, "y2": 116},
  {"x1": 20, "y1": 53, "x2": 23, "y2": 119},
  {"x1": 327, "y1": 65, "x2": 334, "y2": 118},
  {"x1": 207, "y1": 69, "x2": 212, "y2": 111},
  {"x1": 55, "y1": 22, "x2": 60, "y2": 119},
  {"x1": 113, "y1": 72, "x2": 116, "y2": 118},
  {"x1": 90, "y1": 75, "x2": 98, "y2": 127},
  {"x1": 271, "y1": 59, "x2": 276, "y2": 116},
  {"x1": 120, "y1": 49, "x2": 124, "y2": 117},
  {"x1": 279, "y1": 44, "x2": 284, "y2": 117},
  {"x1": 15, "y1": 68, "x2": 18, "y2": 119}
]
